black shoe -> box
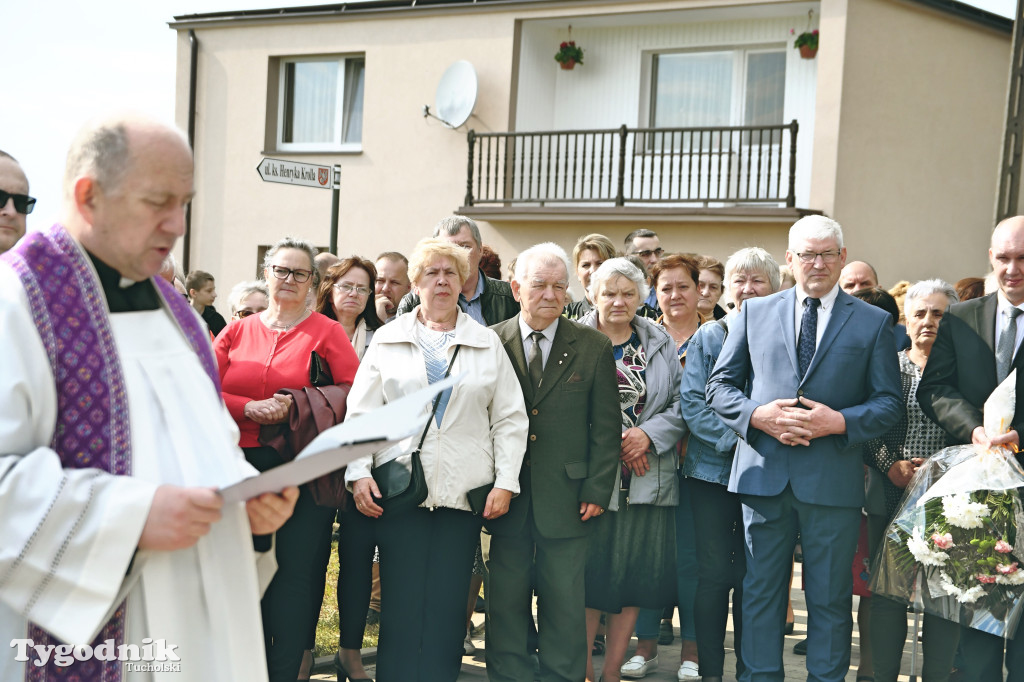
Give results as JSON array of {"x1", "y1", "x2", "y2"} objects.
[
  {"x1": 658, "y1": 619, "x2": 674, "y2": 645},
  {"x1": 793, "y1": 638, "x2": 807, "y2": 655},
  {"x1": 592, "y1": 633, "x2": 605, "y2": 656},
  {"x1": 334, "y1": 652, "x2": 373, "y2": 682}
]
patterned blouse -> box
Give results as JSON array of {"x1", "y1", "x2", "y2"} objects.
[
  {"x1": 864, "y1": 350, "x2": 948, "y2": 520},
  {"x1": 614, "y1": 330, "x2": 648, "y2": 487}
]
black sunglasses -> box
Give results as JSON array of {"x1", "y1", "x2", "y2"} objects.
[{"x1": 0, "y1": 189, "x2": 36, "y2": 215}]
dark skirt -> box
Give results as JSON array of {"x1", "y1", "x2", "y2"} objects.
[{"x1": 585, "y1": 490, "x2": 677, "y2": 613}]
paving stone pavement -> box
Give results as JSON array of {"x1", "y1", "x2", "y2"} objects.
[{"x1": 313, "y1": 565, "x2": 930, "y2": 681}]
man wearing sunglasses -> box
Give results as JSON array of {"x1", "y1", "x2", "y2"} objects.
[
  {"x1": 0, "y1": 151, "x2": 33, "y2": 255},
  {"x1": 625, "y1": 228, "x2": 664, "y2": 313}
]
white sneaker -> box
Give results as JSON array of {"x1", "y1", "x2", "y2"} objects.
[
  {"x1": 620, "y1": 654, "x2": 658, "y2": 679},
  {"x1": 677, "y1": 660, "x2": 700, "y2": 681},
  {"x1": 463, "y1": 630, "x2": 476, "y2": 655}
]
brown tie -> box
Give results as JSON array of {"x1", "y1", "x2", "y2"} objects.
[{"x1": 528, "y1": 330, "x2": 544, "y2": 389}]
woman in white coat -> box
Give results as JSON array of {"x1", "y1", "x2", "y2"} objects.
[{"x1": 345, "y1": 237, "x2": 528, "y2": 682}]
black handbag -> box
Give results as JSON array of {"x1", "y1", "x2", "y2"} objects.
[
  {"x1": 309, "y1": 350, "x2": 334, "y2": 387},
  {"x1": 372, "y1": 345, "x2": 460, "y2": 515}
]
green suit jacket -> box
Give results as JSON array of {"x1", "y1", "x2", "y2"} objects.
[{"x1": 487, "y1": 315, "x2": 620, "y2": 539}]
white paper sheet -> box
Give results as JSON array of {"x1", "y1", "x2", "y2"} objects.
[{"x1": 219, "y1": 375, "x2": 460, "y2": 503}]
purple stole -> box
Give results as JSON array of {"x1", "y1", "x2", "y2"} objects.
[{"x1": 3, "y1": 224, "x2": 221, "y2": 682}]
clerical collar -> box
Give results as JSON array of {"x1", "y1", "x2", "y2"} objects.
[{"x1": 87, "y1": 251, "x2": 161, "y2": 313}]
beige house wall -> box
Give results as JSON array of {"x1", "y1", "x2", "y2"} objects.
[
  {"x1": 820, "y1": 0, "x2": 1009, "y2": 288},
  {"x1": 172, "y1": 0, "x2": 1011, "y2": 298}
]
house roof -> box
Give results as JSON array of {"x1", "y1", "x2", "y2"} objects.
[{"x1": 170, "y1": 0, "x2": 1012, "y2": 32}]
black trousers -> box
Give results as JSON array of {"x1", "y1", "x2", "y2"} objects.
[
  {"x1": 245, "y1": 446, "x2": 336, "y2": 682},
  {"x1": 959, "y1": 627, "x2": 1024, "y2": 682},
  {"x1": 376, "y1": 506, "x2": 481, "y2": 682},
  {"x1": 337, "y1": 501, "x2": 377, "y2": 649},
  {"x1": 687, "y1": 476, "x2": 746, "y2": 678}
]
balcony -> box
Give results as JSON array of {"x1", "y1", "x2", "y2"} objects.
[{"x1": 461, "y1": 121, "x2": 802, "y2": 221}]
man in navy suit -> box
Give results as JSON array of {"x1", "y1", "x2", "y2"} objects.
[{"x1": 707, "y1": 215, "x2": 902, "y2": 682}]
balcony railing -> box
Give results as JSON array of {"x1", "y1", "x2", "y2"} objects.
[{"x1": 464, "y1": 120, "x2": 799, "y2": 209}]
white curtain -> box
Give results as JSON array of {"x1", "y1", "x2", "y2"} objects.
[
  {"x1": 284, "y1": 61, "x2": 338, "y2": 144},
  {"x1": 652, "y1": 52, "x2": 732, "y2": 128},
  {"x1": 342, "y1": 59, "x2": 365, "y2": 144}
]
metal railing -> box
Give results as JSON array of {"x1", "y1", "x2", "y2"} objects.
[{"x1": 464, "y1": 120, "x2": 798, "y2": 208}]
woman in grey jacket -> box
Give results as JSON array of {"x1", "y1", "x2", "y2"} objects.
[
  {"x1": 679, "y1": 247, "x2": 780, "y2": 682},
  {"x1": 578, "y1": 257, "x2": 687, "y2": 682}
]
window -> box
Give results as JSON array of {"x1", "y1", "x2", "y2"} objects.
[
  {"x1": 649, "y1": 47, "x2": 785, "y2": 139},
  {"x1": 276, "y1": 56, "x2": 364, "y2": 152}
]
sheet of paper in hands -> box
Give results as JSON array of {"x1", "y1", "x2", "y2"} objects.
[
  {"x1": 219, "y1": 373, "x2": 463, "y2": 503},
  {"x1": 985, "y1": 368, "x2": 1017, "y2": 440}
]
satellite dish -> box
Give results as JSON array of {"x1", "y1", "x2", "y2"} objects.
[{"x1": 423, "y1": 60, "x2": 477, "y2": 129}]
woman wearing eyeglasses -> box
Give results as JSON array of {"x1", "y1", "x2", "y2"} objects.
[
  {"x1": 214, "y1": 237, "x2": 359, "y2": 682},
  {"x1": 316, "y1": 257, "x2": 382, "y2": 360},
  {"x1": 228, "y1": 280, "x2": 270, "y2": 321},
  {"x1": 313, "y1": 257, "x2": 382, "y2": 681}
]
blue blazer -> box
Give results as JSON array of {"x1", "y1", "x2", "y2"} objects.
[{"x1": 706, "y1": 288, "x2": 902, "y2": 508}]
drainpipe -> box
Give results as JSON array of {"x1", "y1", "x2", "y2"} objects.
[{"x1": 183, "y1": 29, "x2": 199, "y2": 273}]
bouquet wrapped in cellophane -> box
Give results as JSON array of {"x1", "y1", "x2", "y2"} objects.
[{"x1": 871, "y1": 370, "x2": 1024, "y2": 637}]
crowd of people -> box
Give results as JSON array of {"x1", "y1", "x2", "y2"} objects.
[{"x1": 3, "y1": 113, "x2": 1024, "y2": 682}]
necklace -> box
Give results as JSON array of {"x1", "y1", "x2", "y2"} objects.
[{"x1": 263, "y1": 308, "x2": 310, "y2": 332}]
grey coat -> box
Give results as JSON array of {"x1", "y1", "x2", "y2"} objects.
[{"x1": 578, "y1": 311, "x2": 687, "y2": 510}]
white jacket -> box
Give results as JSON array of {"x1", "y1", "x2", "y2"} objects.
[{"x1": 344, "y1": 307, "x2": 528, "y2": 512}]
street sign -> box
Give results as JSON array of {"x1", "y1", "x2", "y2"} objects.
[{"x1": 256, "y1": 157, "x2": 332, "y2": 189}]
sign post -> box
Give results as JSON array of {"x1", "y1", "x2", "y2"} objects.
[
  {"x1": 256, "y1": 157, "x2": 339, "y2": 253},
  {"x1": 329, "y1": 165, "x2": 341, "y2": 256}
]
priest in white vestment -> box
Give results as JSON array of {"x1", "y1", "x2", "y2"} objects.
[{"x1": 0, "y1": 115, "x2": 298, "y2": 681}]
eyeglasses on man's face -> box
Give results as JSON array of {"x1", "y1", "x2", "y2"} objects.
[
  {"x1": 333, "y1": 282, "x2": 371, "y2": 297},
  {"x1": 634, "y1": 248, "x2": 664, "y2": 259},
  {"x1": 270, "y1": 266, "x2": 312, "y2": 283},
  {"x1": 794, "y1": 250, "x2": 841, "y2": 265},
  {"x1": 0, "y1": 189, "x2": 36, "y2": 215}
]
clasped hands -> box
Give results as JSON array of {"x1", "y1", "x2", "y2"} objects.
[
  {"x1": 752, "y1": 396, "x2": 846, "y2": 446},
  {"x1": 620, "y1": 426, "x2": 651, "y2": 476},
  {"x1": 244, "y1": 394, "x2": 293, "y2": 425}
]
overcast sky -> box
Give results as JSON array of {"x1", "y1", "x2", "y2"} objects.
[{"x1": 2, "y1": 0, "x2": 1016, "y2": 230}]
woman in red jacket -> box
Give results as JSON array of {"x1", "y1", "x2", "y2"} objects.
[{"x1": 215, "y1": 237, "x2": 358, "y2": 682}]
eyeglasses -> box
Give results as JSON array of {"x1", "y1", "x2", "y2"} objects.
[
  {"x1": 634, "y1": 248, "x2": 664, "y2": 259},
  {"x1": 0, "y1": 189, "x2": 36, "y2": 215},
  {"x1": 333, "y1": 282, "x2": 371, "y2": 297},
  {"x1": 269, "y1": 266, "x2": 312, "y2": 283},
  {"x1": 235, "y1": 308, "x2": 264, "y2": 318},
  {"x1": 794, "y1": 250, "x2": 841, "y2": 264}
]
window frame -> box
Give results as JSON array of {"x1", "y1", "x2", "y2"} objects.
[
  {"x1": 641, "y1": 44, "x2": 786, "y2": 132},
  {"x1": 275, "y1": 54, "x2": 364, "y2": 153}
]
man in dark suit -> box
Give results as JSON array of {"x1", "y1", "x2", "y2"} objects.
[
  {"x1": 396, "y1": 215, "x2": 519, "y2": 325},
  {"x1": 707, "y1": 215, "x2": 902, "y2": 682},
  {"x1": 486, "y1": 242, "x2": 620, "y2": 682},
  {"x1": 918, "y1": 215, "x2": 1024, "y2": 681}
]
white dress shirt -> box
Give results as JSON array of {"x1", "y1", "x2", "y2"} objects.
[
  {"x1": 519, "y1": 316, "x2": 559, "y2": 369},
  {"x1": 794, "y1": 283, "x2": 841, "y2": 348}
]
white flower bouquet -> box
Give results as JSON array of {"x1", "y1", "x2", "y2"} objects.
[{"x1": 871, "y1": 371, "x2": 1024, "y2": 637}]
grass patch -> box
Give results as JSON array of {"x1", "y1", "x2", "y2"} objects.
[{"x1": 314, "y1": 538, "x2": 380, "y2": 656}]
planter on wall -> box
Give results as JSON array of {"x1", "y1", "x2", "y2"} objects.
[
  {"x1": 799, "y1": 45, "x2": 818, "y2": 59},
  {"x1": 559, "y1": 59, "x2": 576, "y2": 70}
]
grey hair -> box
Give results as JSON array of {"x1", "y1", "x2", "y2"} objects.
[
  {"x1": 63, "y1": 121, "x2": 133, "y2": 201},
  {"x1": 514, "y1": 242, "x2": 571, "y2": 283},
  {"x1": 263, "y1": 237, "x2": 320, "y2": 286},
  {"x1": 725, "y1": 247, "x2": 781, "y2": 293},
  {"x1": 903, "y1": 278, "x2": 958, "y2": 315},
  {"x1": 588, "y1": 257, "x2": 650, "y2": 302},
  {"x1": 788, "y1": 215, "x2": 844, "y2": 250},
  {"x1": 228, "y1": 280, "x2": 270, "y2": 316},
  {"x1": 433, "y1": 215, "x2": 482, "y2": 247}
]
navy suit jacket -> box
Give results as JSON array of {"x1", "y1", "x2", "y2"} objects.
[{"x1": 706, "y1": 288, "x2": 902, "y2": 508}]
